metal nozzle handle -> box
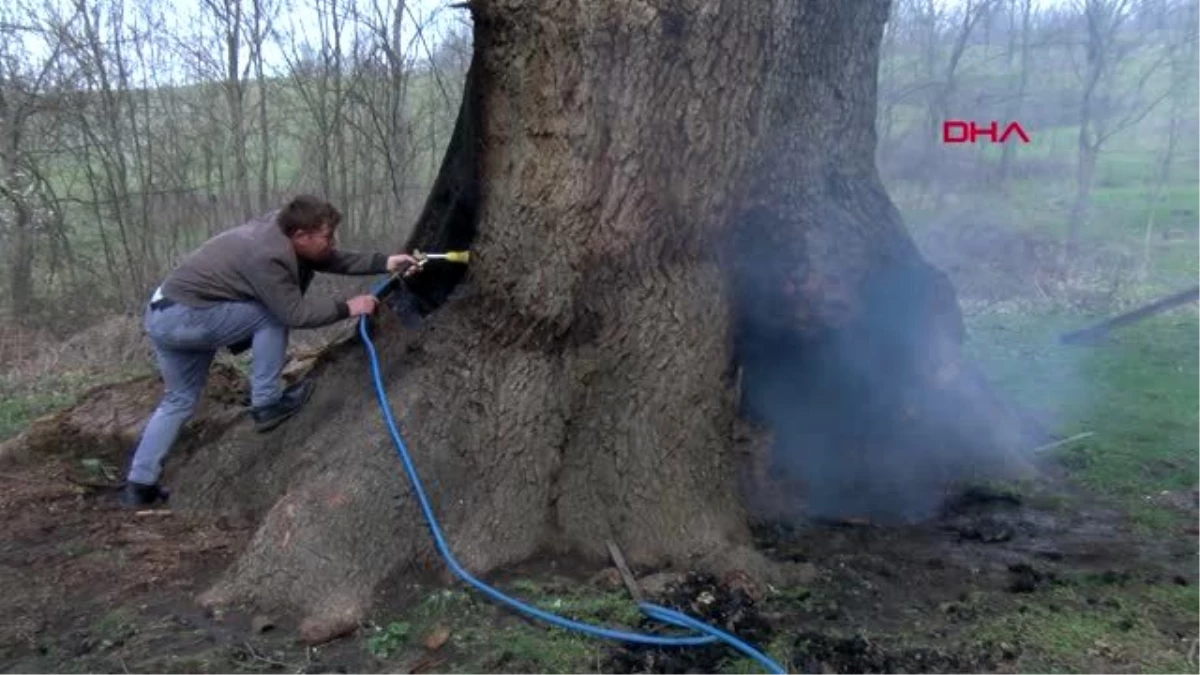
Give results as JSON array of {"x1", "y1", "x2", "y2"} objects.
[{"x1": 419, "y1": 251, "x2": 470, "y2": 263}]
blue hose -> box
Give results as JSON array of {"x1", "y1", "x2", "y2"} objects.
[{"x1": 356, "y1": 295, "x2": 787, "y2": 673}]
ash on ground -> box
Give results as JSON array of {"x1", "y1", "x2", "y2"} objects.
[{"x1": 605, "y1": 572, "x2": 775, "y2": 674}]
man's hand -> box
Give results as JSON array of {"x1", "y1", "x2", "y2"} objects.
[
  {"x1": 387, "y1": 253, "x2": 421, "y2": 277},
  {"x1": 346, "y1": 294, "x2": 380, "y2": 317}
]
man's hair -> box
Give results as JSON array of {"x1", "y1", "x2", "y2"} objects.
[{"x1": 277, "y1": 195, "x2": 342, "y2": 236}]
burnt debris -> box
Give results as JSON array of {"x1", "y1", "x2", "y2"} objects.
[
  {"x1": 605, "y1": 572, "x2": 774, "y2": 674},
  {"x1": 790, "y1": 631, "x2": 1005, "y2": 674}
]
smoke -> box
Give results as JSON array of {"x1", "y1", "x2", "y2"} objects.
[
  {"x1": 737, "y1": 285, "x2": 942, "y2": 523},
  {"x1": 731, "y1": 204, "x2": 1070, "y2": 525}
]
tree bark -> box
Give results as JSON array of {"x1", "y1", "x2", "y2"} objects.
[
  {"x1": 1067, "y1": 136, "x2": 1097, "y2": 260},
  {"x1": 145, "y1": 0, "x2": 1031, "y2": 644},
  {"x1": 216, "y1": 0, "x2": 255, "y2": 220},
  {"x1": 930, "y1": 0, "x2": 992, "y2": 210},
  {"x1": 5, "y1": 198, "x2": 35, "y2": 318},
  {"x1": 252, "y1": 0, "x2": 272, "y2": 212},
  {"x1": 1137, "y1": 112, "x2": 1174, "y2": 279},
  {"x1": 0, "y1": 110, "x2": 36, "y2": 317}
]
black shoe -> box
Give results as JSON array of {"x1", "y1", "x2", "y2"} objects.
[
  {"x1": 120, "y1": 481, "x2": 170, "y2": 509},
  {"x1": 251, "y1": 379, "x2": 316, "y2": 433}
]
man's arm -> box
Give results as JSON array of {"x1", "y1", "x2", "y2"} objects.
[
  {"x1": 244, "y1": 258, "x2": 350, "y2": 328},
  {"x1": 309, "y1": 250, "x2": 389, "y2": 276}
]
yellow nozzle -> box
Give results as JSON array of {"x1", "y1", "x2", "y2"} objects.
[{"x1": 416, "y1": 250, "x2": 470, "y2": 264}]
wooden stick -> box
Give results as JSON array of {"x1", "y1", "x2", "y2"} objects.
[
  {"x1": 605, "y1": 540, "x2": 644, "y2": 604},
  {"x1": 1032, "y1": 431, "x2": 1094, "y2": 453},
  {"x1": 1060, "y1": 285, "x2": 1199, "y2": 345},
  {"x1": 64, "y1": 475, "x2": 122, "y2": 490},
  {"x1": 241, "y1": 641, "x2": 290, "y2": 669}
]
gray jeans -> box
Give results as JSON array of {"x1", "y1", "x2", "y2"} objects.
[{"x1": 126, "y1": 297, "x2": 287, "y2": 485}]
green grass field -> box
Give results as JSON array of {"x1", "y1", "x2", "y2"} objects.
[{"x1": 966, "y1": 309, "x2": 1199, "y2": 530}]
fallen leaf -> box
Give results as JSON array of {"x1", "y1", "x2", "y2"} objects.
[{"x1": 423, "y1": 625, "x2": 451, "y2": 651}]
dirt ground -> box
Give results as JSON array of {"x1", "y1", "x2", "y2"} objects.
[
  {"x1": 1, "y1": 454, "x2": 1196, "y2": 674},
  {"x1": 751, "y1": 481, "x2": 1198, "y2": 673},
  {"x1": 0, "y1": 457, "x2": 274, "y2": 674}
]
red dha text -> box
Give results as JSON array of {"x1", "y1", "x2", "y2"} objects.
[{"x1": 942, "y1": 120, "x2": 1031, "y2": 144}]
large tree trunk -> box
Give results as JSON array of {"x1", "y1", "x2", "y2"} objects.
[{"x1": 117, "y1": 0, "x2": 1028, "y2": 644}]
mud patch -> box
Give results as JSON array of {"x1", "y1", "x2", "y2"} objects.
[
  {"x1": 1006, "y1": 562, "x2": 1062, "y2": 593},
  {"x1": 790, "y1": 631, "x2": 1007, "y2": 673},
  {"x1": 1, "y1": 454, "x2": 1194, "y2": 674},
  {"x1": 0, "y1": 457, "x2": 382, "y2": 674},
  {"x1": 745, "y1": 475, "x2": 1197, "y2": 673}
]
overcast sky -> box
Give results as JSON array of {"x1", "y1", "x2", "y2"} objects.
[
  {"x1": 11, "y1": 0, "x2": 1080, "y2": 87},
  {"x1": 266, "y1": 0, "x2": 462, "y2": 74},
  {"x1": 273, "y1": 0, "x2": 1079, "y2": 62}
]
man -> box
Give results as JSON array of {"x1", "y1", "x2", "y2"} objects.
[{"x1": 121, "y1": 195, "x2": 418, "y2": 508}]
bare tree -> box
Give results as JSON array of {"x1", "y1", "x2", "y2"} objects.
[
  {"x1": 1138, "y1": 0, "x2": 1198, "y2": 278},
  {"x1": 341, "y1": 0, "x2": 416, "y2": 239},
  {"x1": 54, "y1": 0, "x2": 157, "y2": 306},
  {"x1": 0, "y1": 3, "x2": 65, "y2": 317},
  {"x1": 0, "y1": 0, "x2": 464, "y2": 325},
  {"x1": 996, "y1": 0, "x2": 1033, "y2": 191},
  {"x1": 275, "y1": 0, "x2": 354, "y2": 216},
  {"x1": 876, "y1": 0, "x2": 905, "y2": 165},
  {"x1": 1065, "y1": 0, "x2": 1174, "y2": 259},
  {"x1": 250, "y1": 0, "x2": 277, "y2": 212},
  {"x1": 915, "y1": 0, "x2": 995, "y2": 206},
  {"x1": 200, "y1": 0, "x2": 255, "y2": 219}
]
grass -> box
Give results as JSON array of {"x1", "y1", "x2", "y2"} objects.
[
  {"x1": 362, "y1": 576, "x2": 817, "y2": 674},
  {"x1": 365, "y1": 580, "x2": 801, "y2": 673},
  {"x1": 0, "y1": 373, "x2": 111, "y2": 441},
  {"x1": 0, "y1": 364, "x2": 153, "y2": 442},
  {"x1": 965, "y1": 308, "x2": 1198, "y2": 531},
  {"x1": 89, "y1": 608, "x2": 139, "y2": 646},
  {"x1": 722, "y1": 635, "x2": 797, "y2": 675},
  {"x1": 966, "y1": 583, "x2": 1197, "y2": 673},
  {"x1": 931, "y1": 225, "x2": 1197, "y2": 673},
  {"x1": 361, "y1": 582, "x2": 640, "y2": 673}
]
